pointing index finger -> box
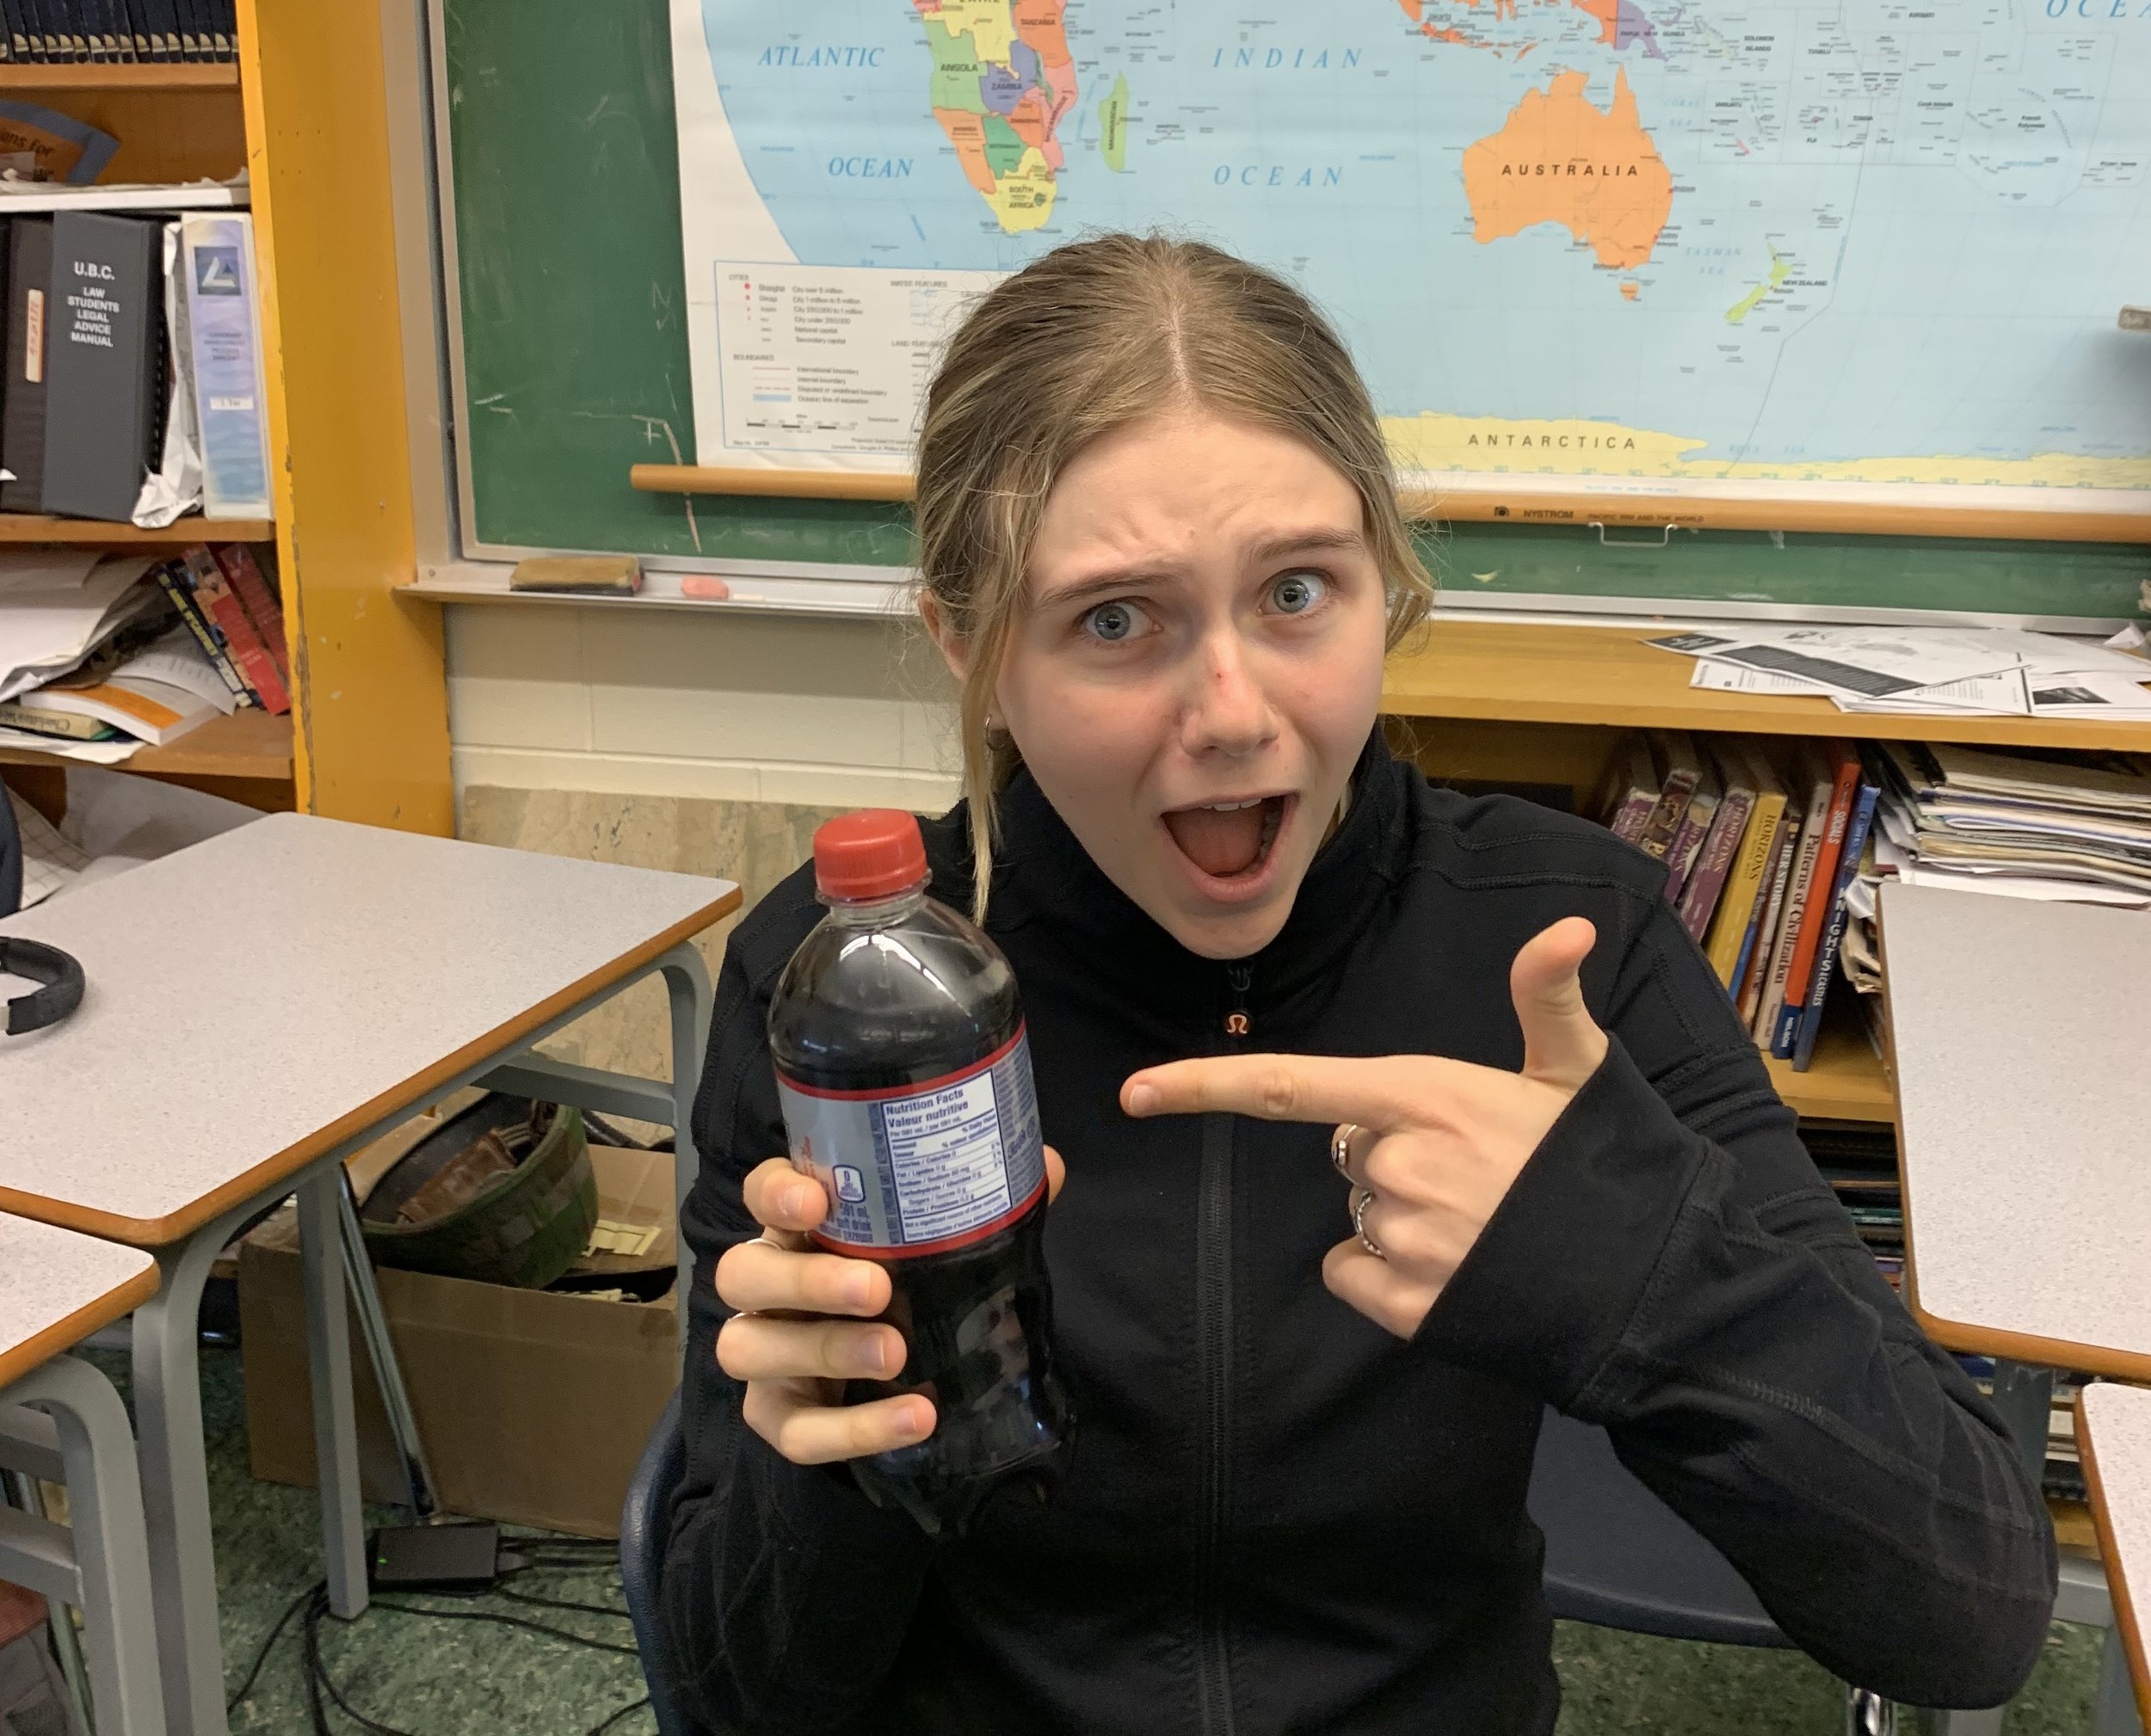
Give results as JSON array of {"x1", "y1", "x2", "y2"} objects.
[{"x1": 1120, "y1": 1052, "x2": 1458, "y2": 1130}]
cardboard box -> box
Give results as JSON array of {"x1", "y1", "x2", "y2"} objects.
[{"x1": 237, "y1": 1127, "x2": 681, "y2": 1539}]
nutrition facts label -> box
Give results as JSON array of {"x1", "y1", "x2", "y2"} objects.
[{"x1": 776, "y1": 1031, "x2": 1045, "y2": 1256}]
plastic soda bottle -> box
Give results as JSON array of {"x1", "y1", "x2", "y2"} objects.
[{"x1": 767, "y1": 809, "x2": 1076, "y2": 1536}]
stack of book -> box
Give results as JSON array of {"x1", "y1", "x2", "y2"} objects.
[
  {"x1": 1835, "y1": 742, "x2": 2151, "y2": 997},
  {"x1": 0, "y1": 205, "x2": 269, "y2": 526},
  {"x1": 1598, "y1": 732, "x2": 1886, "y2": 1071},
  {"x1": 0, "y1": 3, "x2": 236, "y2": 61},
  {"x1": 0, "y1": 540, "x2": 285, "y2": 759}
]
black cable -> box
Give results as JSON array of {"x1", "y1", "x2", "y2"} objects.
[
  {"x1": 367, "y1": 1597, "x2": 642, "y2": 1657},
  {"x1": 226, "y1": 1579, "x2": 318, "y2": 1712},
  {"x1": 584, "y1": 1695, "x2": 651, "y2": 1736},
  {"x1": 496, "y1": 1585, "x2": 635, "y2": 1622}
]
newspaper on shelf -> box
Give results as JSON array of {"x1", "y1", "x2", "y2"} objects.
[{"x1": 1656, "y1": 622, "x2": 2151, "y2": 718}]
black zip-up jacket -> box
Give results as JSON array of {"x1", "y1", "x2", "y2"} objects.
[{"x1": 663, "y1": 736, "x2": 2056, "y2": 1734}]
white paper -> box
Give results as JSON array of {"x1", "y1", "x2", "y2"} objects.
[
  {"x1": 1689, "y1": 658, "x2": 1829, "y2": 696},
  {"x1": 59, "y1": 762, "x2": 260, "y2": 865},
  {"x1": 2025, "y1": 669, "x2": 2151, "y2": 717},
  {"x1": 0, "y1": 560, "x2": 159, "y2": 704},
  {"x1": 133, "y1": 221, "x2": 205, "y2": 529},
  {"x1": 118, "y1": 628, "x2": 237, "y2": 714},
  {"x1": 1834, "y1": 668, "x2": 2032, "y2": 717},
  {"x1": 0, "y1": 725, "x2": 139, "y2": 764},
  {"x1": 0, "y1": 551, "x2": 108, "y2": 594},
  {"x1": 1651, "y1": 626, "x2": 2023, "y2": 699},
  {"x1": 4, "y1": 785, "x2": 89, "y2": 908}
]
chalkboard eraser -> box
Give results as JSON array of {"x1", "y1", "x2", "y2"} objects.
[{"x1": 509, "y1": 555, "x2": 644, "y2": 594}]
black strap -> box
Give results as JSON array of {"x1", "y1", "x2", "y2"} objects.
[{"x1": 2, "y1": 936, "x2": 84, "y2": 1035}]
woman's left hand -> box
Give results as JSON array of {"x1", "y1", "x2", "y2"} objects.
[{"x1": 1120, "y1": 917, "x2": 1608, "y2": 1339}]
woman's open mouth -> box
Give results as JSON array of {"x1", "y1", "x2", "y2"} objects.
[{"x1": 1160, "y1": 793, "x2": 1293, "y2": 891}]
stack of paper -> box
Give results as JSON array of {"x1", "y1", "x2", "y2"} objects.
[
  {"x1": 0, "y1": 551, "x2": 172, "y2": 762},
  {"x1": 1652, "y1": 624, "x2": 2151, "y2": 719}
]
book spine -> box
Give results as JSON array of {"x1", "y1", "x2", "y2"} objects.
[
  {"x1": 1661, "y1": 790, "x2": 1716, "y2": 907},
  {"x1": 0, "y1": 217, "x2": 50, "y2": 511},
  {"x1": 213, "y1": 542, "x2": 288, "y2": 683},
  {"x1": 0, "y1": 701, "x2": 114, "y2": 740},
  {"x1": 40, "y1": 210, "x2": 163, "y2": 523},
  {"x1": 1637, "y1": 766, "x2": 1699, "y2": 861},
  {"x1": 182, "y1": 544, "x2": 287, "y2": 711},
  {"x1": 1702, "y1": 792, "x2": 1782, "y2": 986},
  {"x1": 1737, "y1": 811, "x2": 1799, "y2": 1026},
  {"x1": 182, "y1": 212, "x2": 273, "y2": 518},
  {"x1": 153, "y1": 559, "x2": 250, "y2": 703},
  {"x1": 1790, "y1": 783, "x2": 1883, "y2": 1071},
  {"x1": 1676, "y1": 785, "x2": 1753, "y2": 942},
  {"x1": 1607, "y1": 785, "x2": 1656, "y2": 844},
  {"x1": 1771, "y1": 751, "x2": 1863, "y2": 1057},
  {"x1": 1754, "y1": 778, "x2": 1834, "y2": 1043}
]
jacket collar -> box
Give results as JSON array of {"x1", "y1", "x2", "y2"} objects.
[{"x1": 960, "y1": 730, "x2": 1409, "y2": 1022}]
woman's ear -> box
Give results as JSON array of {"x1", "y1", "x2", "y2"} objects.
[{"x1": 918, "y1": 593, "x2": 970, "y2": 684}]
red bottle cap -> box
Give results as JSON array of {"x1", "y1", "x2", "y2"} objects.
[{"x1": 812, "y1": 809, "x2": 929, "y2": 901}]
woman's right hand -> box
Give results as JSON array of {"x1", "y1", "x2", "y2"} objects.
[{"x1": 714, "y1": 1148, "x2": 1065, "y2": 1466}]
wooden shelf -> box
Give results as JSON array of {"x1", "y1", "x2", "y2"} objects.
[
  {"x1": 1760, "y1": 999, "x2": 1894, "y2": 1123},
  {"x1": 1383, "y1": 620, "x2": 2151, "y2": 753},
  {"x1": 0, "y1": 708, "x2": 292, "y2": 781},
  {"x1": 0, "y1": 63, "x2": 239, "y2": 91},
  {"x1": 0, "y1": 514, "x2": 272, "y2": 545}
]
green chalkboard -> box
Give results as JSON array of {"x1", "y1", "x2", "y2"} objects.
[{"x1": 441, "y1": 0, "x2": 2147, "y2": 620}]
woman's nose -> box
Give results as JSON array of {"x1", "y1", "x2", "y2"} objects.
[{"x1": 1180, "y1": 634, "x2": 1278, "y2": 758}]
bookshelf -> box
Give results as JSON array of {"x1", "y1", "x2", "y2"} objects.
[
  {"x1": 0, "y1": 65, "x2": 241, "y2": 91},
  {"x1": 1379, "y1": 618, "x2": 2151, "y2": 1125},
  {"x1": 0, "y1": 515, "x2": 272, "y2": 545},
  {"x1": 0, "y1": 5, "x2": 450, "y2": 832}
]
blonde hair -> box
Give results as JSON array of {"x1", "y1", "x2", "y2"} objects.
[{"x1": 915, "y1": 233, "x2": 1436, "y2": 919}]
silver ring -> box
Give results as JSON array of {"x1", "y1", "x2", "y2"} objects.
[
  {"x1": 1331, "y1": 1123, "x2": 1359, "y2": 1179},
  {"x1": 1352, "y1": 1186, "x2": 1385, "y2": 1260}
]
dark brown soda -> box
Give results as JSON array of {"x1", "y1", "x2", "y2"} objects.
[{"x1": 768, "y1": 886, "x2": 1075, "y2": 1537}]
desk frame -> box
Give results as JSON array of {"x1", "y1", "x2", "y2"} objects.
[{"x1": 133, "y1": 940, "x2": 712, "y2": 1736}]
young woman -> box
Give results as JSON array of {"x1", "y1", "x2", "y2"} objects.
[{"x1": 660, "y1": 235, "x2": 2055, "y2": 1735}]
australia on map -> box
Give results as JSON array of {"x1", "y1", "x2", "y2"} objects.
[{"x1": 671, "y1": 0, "x2": 2151, "y2": 508}]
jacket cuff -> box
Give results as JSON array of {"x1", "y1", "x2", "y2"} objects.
[
  {"x1": 1414, "y1": 1037, "x2": 1711, "y2": 1408},
  {"x1": 750, "y1": 1443, "x2": 942, "y2": 1567}
]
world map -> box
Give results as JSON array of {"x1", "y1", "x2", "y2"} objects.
[{"x1": 675, "y1": 0, "x2": 2151, "y2": 500}]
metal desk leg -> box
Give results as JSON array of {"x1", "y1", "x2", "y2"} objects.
[
  {"x1": 662, "y1": 942, "x2": 713, "y2": 1334},
  {"x1": 130, "y1": 1200, "x2": 255, "y2": 1736},
  {"x1": 2095, "y1": 1622, "x2": 2146, "y2": 1736},
  {"x1": 298, "y1": 1170, "x2": 368, "y2": 1620}
]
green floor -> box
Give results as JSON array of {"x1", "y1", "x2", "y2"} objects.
[{"x1": 86, "y1": 1344, "x2": 2105, "y2": 1736}]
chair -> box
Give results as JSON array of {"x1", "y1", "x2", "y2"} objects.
[
  {"x1": 1531, "y1": 1407, "x2": 1895, "y2": 1733},
  {"x1": 621, "y1": 1389, "x2": 699, "y2": 1736}
]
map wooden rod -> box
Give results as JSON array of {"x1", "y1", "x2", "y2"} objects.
[{"x1": 630, "y1": 465, "x2": 2151, "y2": 544}]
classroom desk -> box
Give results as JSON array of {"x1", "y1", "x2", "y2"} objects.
[
  {"x1": 2081, "y1": 1383, "x2": 2151, "y2": 1733},
  {"x1": 1879, "y1": 882, "x2": 2151, "y2": 1736},
  {"x1": 0, "y1": 813, "x2": 739, "y2": 1736},
  {"x1": 1, "y1": 1215, "x2": 163, "y2": 1736}
]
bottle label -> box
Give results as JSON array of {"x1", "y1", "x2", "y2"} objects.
[{"x1": 775, "y1": 1026, "x2": 1047, "y2": 1258}]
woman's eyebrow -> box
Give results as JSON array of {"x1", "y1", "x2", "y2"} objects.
[
  {"x1": 1247, "y1": 526, "x2": 1366, "y2": 563},
  {"x1": 1032, "y1": 527, "x2": 1366, "y2": 612}
]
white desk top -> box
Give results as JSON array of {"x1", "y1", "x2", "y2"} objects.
[
  {"x1": 0, "y1": 813, "x2": 738, "y2": 1244},
  {"x1": 2078, "y1": 1382, "x2": 2151, "y2": 1726},
  {"x1": 0, "y1": 1214, "x2": 157, "y2": 1390},
  {"x1": 1880, "y1": 883, "x2": 2151, "y2": 1378}
]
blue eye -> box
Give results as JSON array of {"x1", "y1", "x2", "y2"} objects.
[
  {"x1": 1269, "y1": 570, "x2": 1328, "y2": 615},
  {"x1": 1083, "y1": 600, "x2": 1141, "y2": 643}
]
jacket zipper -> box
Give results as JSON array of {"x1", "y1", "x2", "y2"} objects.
[{"x1": 1194, "y1": 963, "x2": 1253, "y2": 1735}]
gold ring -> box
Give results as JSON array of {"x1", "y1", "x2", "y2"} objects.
[
  {"x1": 1331, "y1": 1123, "x2": 1359, "y2": 1179},
  {"x1": 1352, "y1": 1186, "x2": 1385, "y2": 1260}
]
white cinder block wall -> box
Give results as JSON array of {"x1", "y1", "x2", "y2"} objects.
[{"x1": 445, "y1": 605, "x2": 965, "y2": 812}]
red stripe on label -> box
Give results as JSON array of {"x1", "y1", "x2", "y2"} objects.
[
  {"x1": 810, "y1": 1173, "x2": 1047, "y2": 1260},
  {"x1": 776, "y1": 1024, "x2": 1026, "y2": 1102}
]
